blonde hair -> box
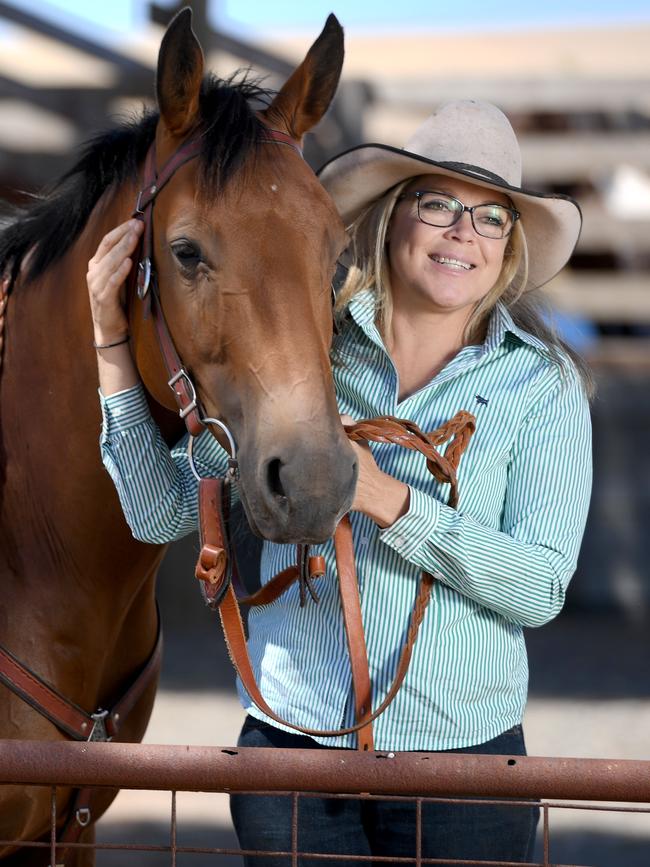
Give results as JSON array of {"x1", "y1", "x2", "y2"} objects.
[
  {"x1": 334, "y1": 180, "x2": 593, "y2": 395},
  {"x1": 334, "y1": 179, "x2": 408, "y2": 334}
]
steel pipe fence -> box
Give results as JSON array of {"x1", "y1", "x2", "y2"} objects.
[{"x1": 1, "y1": 740, "x2": 649, "y2": 866}]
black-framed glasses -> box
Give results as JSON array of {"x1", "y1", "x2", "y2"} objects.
[{"x1": 399, "y1": 190, "x2": 519, "y2": 240}]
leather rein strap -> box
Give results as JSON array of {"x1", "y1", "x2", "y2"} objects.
[{"x1": 195, "y1": 411, "x2": 476, "y2": 751}]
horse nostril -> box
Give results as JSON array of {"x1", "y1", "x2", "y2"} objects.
[{"x1": 266, "y1": 458, "x2": 287, "y2": 500}]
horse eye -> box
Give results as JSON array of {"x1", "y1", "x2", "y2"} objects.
[{"x1": 171, "y1": 240, "x2": 202, "y2": 269}]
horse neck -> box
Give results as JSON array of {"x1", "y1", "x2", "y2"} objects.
[
  {"x1": 0, "y1": 187, "x2": 170, "y2": 600},
  {"x1": 3, "y1": 188, "x2": 133, "y2": 423}
]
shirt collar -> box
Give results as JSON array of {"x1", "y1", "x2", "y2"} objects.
[
  {"x1": 346, "y1": 290, "x2": 550, "y2": 358},
  {"x1": 347, "y1": 289, "x2": 385, "y2": 348},
  {"x1": 484, "y1": 302, "x2": 551, "y2": 357}
]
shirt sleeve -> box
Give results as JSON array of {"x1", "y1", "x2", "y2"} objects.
[
  {"x1": 99, "y1": 383, "x2": 231, "y2": 543},
  {"x1": 379, "y1": 363, "x2": 593, "y2": 628}
]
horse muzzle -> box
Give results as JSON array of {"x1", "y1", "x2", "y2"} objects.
[{"x1": 238, "y1": 435, "x2": 358, "y2": 544}]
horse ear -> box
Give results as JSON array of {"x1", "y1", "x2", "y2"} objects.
[
  {"x1": 156, "y1": 8, "x2": 204, "y2": 138},
  {"x1": 264, "y1": 14, "x2": 344, "y2": 139}
]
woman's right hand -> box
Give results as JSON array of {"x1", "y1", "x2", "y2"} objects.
[{"x1": 87, "y1": 219, "x2": 143, "y2": 346}]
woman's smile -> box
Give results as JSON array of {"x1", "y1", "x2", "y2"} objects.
[
  {"x1": 387, "y1": 173, "x2": 509, "y2": 318},
  {"x1": 427, "y1": 252, "x2": 476, "y2": 272}
]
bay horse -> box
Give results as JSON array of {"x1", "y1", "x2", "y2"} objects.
[{"x1": 0, "y1": 9, "x2": 354, "y2": 862}]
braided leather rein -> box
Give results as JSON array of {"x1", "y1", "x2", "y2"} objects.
[{"x1": 345, "y1": 411, "x2": 476, "y2": 509}]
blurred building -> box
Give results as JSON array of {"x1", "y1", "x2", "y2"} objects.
[{"x1": 0, "y1": 1, "x2": 648, "y2": 615}]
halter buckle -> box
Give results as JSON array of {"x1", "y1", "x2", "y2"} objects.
[
  {"x1": 227, "y1": 456, "x2": 240, "y2": 482},
  {"x1": 134, "y1": 187, "x2": 154, "y2": 215},
  {"x1": 87, "y1": 709, "x2": 110, "y2": 742},
  {"x1": 168, "y1": 368, "x2": 198, "y2": 418}
]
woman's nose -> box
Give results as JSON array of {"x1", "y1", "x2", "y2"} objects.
[{"x1": 445, "y1": 210, "x2": 475, "y2": 241}]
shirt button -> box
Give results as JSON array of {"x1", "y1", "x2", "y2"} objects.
[{"x1": 394, "y1": 535, "x2": 406, "y2": 549}]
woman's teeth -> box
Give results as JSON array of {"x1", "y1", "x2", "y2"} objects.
[{"x1": 430, "y1": 255, "x2": 474, "y2": 270}]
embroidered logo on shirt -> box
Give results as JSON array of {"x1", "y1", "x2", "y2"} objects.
[{"x1": 475, "y1": 394, "x2": 489, "y2": 406}]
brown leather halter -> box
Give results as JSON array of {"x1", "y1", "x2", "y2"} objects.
[
  {"x1": 129, "y1": 121, "x2": 305, "y2": 446},
  {"x1": 194, "y1": 411, "x2": 476, "y2": 752}
]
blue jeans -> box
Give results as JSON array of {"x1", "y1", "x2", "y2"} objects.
[{"x1": 230, "y1": 716, "x2": 539, "y2": 866}]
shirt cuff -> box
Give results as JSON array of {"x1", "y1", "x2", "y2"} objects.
[
  {"x1": 100, "y1": 382, "x2": 152, "y2": 436},
  {"x1": 379, "y1": 485, "x2": 458, "y2": 560}
]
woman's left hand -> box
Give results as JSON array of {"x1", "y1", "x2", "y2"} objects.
[{"x1": 341, "y1": 415, "x2": 410, "y2": 528}]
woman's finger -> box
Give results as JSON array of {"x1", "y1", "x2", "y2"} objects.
[
  {"x1": 88, "y1": 231, "x2": 141, "y2": 295},
  {"x1": 89, "y1": 219, "x2": 142, "y2": 267},
  {"x1": 105, "y1": 257, "x2": 133, "y2": 289},
  {"x1": 93, "y1": 236, "x2": 137, "y2": 283}
]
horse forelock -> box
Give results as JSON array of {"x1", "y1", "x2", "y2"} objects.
[{"x1": 0, "y1": 71, "x2": 272, "y2": 289}]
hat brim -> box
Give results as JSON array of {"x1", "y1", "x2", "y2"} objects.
[{"x1": 318, "y1": 143, "x2": 582, "y2": 291}]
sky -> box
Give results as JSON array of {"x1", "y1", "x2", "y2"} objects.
[{"x1": 6, "y1": 0, "x2": 650, "y2": 42}]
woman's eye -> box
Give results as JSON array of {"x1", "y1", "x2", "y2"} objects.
[
  {"x1": 478, "y1": 207, "x2": 507, "y2": 227},
  {"x1": 171, "y1": 241, "x2": 202, "y2": 268},
  {"x1": 423, "y1": 198, "x2": 451, "y2": 211}
]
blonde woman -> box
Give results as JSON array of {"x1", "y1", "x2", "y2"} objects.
[{"x1": 88, "y1": 100, "x2": 592, "y2": 865}]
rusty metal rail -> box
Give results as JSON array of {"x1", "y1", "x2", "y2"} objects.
[
  {"x1": 1, "y1": 741, "x2": 649, "y2": 866},
  {"x1": 1, "y1": 740, "x2": 649, "y2": 801}
]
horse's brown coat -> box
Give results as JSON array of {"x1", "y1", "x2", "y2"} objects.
[{"x1": 0, "y1": 10, "x2": 353, "y2": 862}]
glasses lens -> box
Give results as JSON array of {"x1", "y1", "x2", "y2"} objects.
[
  {"x1": 416, "y1": 193, "x2": 461, "y2": 227},
  {"x1": 472, "y1": 205, "x2": 514, "y2": 239}
]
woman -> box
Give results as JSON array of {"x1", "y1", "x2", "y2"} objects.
[{"x1": 88, "y1": 100, "x2": 592, "y2": 865}]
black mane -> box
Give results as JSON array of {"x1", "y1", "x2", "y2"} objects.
[{"x1": 0, "y1": 73, "x2": 271, "y2": 287}]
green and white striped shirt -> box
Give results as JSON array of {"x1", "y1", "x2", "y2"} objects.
[{"x1": 100, "y1": 291, "x2": 592, "y2": 751}]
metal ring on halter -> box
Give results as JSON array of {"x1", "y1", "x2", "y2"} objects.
[
  {"x1": 187, "y1": 417, "x2": 238, "y2": 482},
  {"x1": 137, "y1": 258, "x2": 152, "y2": 299}
]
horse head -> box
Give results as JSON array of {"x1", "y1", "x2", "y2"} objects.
[{"x1": 129, "y1": 10, "x2": 357, "y2": 544}]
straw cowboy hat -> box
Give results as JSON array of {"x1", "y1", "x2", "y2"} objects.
[{"x1": 318, "y1": 100, "x2": 582, "y2": 291}]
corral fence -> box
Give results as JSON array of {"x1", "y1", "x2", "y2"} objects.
[{"x1": 1, "y1": 741, "x2": 649, "y2": 865}]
